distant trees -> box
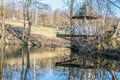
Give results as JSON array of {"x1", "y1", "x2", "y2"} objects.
[
  {"x1": 52, "y1": 10, "x2": 70, "y2": 27},
  {"x1": 92, "y1": 0, "x2": 119, "y2": 35},
  {"x1": 1, "y1": 0, "x2": 73, "y2": 28},
  {"x1": 53, "y1": 10, "x2": 57, "y2": 27}
]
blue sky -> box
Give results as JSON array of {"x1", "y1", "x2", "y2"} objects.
[
  {"x1": 43, "y1": 0, "x2": 120, "y2": 18},
  {"x1": 43, "y1": 0, "x2": 65, "y2": 10}
]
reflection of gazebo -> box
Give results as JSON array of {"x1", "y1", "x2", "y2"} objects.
[{"x1": 57, "y1": 2, "x2": 100, "y2": 38}]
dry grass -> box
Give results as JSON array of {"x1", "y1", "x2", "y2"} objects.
[
  {"x1": 6, "y1": 21, "x2": 56, "y2": 37},
  {"x1": 31, "y1": 26, "x2": 56, "y2": 37}
]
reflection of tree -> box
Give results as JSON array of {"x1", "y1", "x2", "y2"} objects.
[
  {"x1": 68, "y1": 67, "x2": 72, "y2": 80},
  {"x1": 0, "y1": 55, "x2": 3, "y2": 80},
  {"x1": 20, "y1": 47, "x2": 24, "y2": 80},
  {"x1": 20, "y1": 47, "x2": 30, "y2": 80},
  {"x1": 26, "y1": 47, "x2": 30, "y2": 68},
  {"x1": 0, "y1": 46, "x2": 5, "y2": 80},
  {"x1": 24, "y1": 66, "x2": 29, "y2": 80},
  {"x1": 107, "y1": 69, "x2": 118, "y2": 80},
  {"x1": 68, "y1": 50, "x2": 73, "y2": 80}
]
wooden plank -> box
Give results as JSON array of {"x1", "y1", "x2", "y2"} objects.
[
  {"x1": 55, "y1": 63, "x2": 97, "y2": 69},
  {"x1": 57, "y1": 34, "x2": 96, "y2": 37}
]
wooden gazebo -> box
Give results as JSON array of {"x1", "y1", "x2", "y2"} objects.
[
  {"x1": 72, "y1": 2, "x2": 100, "y2": 36},
  {"x1": 72, "y1": 2, "x2": 99, "y2": 19},
  {"x1": 57, "y1": 2, "x2": 100, "y2": 39}
]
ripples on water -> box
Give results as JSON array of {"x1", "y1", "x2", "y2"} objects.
[{"x1": 0, "y1": 46, "x2": 120, "y2": 80}]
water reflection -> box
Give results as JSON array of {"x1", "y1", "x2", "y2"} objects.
[
  {"x1": 0, "y1": 46, "x2": 5, "y2": 80},
  {"x1": 0, "y1": 46, "x2": 120, "y2": 80},
  {"x1": 56, "y1": 53, "x2": 120, "y2": 80},
  {"x1": 0, "y1": 46, "x2": 70, "y2": 80},
  {"x1": 20, "y1": 47, "x2": 30, "y2": 80}
]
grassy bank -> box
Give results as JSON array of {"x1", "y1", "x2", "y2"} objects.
[
  {"x1": 6, "y1": 21, "x2": 56, "y2": 37},
  {"x1": 5, "y1": 21, "x2": 70, "y2": 47}
]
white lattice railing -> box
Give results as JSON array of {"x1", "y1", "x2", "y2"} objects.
[
  {"x1": 56, "y1": 24, "x2": 97, "y2": 36},
  {"x1": 56, "y1": 25, "x2": 72, "y2": 35}
]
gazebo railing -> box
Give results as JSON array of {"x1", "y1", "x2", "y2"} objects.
[
  {"x1": 56, "y1": 25, "x2": 72, "y2": 36},
  {"x1": 56, "y1": 24, "x2": 97, "y2": 37}
]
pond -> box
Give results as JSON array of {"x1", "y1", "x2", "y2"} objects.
[{"x1": 0, "y1": 46, "x2": 120, "y2": 80}]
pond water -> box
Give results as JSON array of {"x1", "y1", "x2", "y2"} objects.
[{"x1": 0, "y1": 46, "x2": 120, "y2": 80}]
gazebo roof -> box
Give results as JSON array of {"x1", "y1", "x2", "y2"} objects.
[{"x1": 72, "y1": 2, "x2": 100, "y2": 19}]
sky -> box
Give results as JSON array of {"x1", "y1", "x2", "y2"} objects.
[
  {"x1": 43, "y1": 0, "x2": 120, "y2": 18},
  {"x1": 43, "y1": 0, "x2": 65, "y2": 10}
]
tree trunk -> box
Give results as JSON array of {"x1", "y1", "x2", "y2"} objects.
[
  {"x1": 22, "y1": 6, "x2": 26, "y2": 42},
  {"x1": 26, "y1": 0, "x2": 32, "y2": 45},
  {"x1": 70, "y1": 0, "x2": 74, "y2": 28},
  {"x1": 102, "y1": 0, "x2": 110, "y2": 35},
  {"x1": 1, "y1": 0, "x2": 6, "y2": 44},
  {"x1": 53, "y1": 10, "x2": 57, "y2": 27},
  {"x1": 70, "y1": 0, "x2": 74, "y2": 45},
  {"x1": 112, "y1": 21, "x2": 120, "y2": 38},
  {"x1": 35, "y1": 3, "x2": 38, "y2": 26}
]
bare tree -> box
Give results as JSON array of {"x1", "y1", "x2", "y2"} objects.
[
  {"x1": 26, "y1": 0, "x2": 32, "y2": 45},
  {"x1": 19, "y1": 0, "x2": 27, "y2": 42},
  {"x1": 112, "y1": 20, "x2": 120, "y2": 38},
  {"x1": 70, "y1": 0, "x2": 74, "y2": 27},
  {"x1": 1, "y1": 0, "x2": 6, "y2": 44},
  {"x1": 35, "y1": 2, "x2": 38, "y2": 26},
  {"x1": 32, "y1": 1, "x2": 51, "y2": 26},
  {"x1": 53, "y1": 10, "x2": 58, "y2": 27}
]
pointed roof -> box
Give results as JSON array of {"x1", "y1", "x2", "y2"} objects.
[{"x1": 72, "y1": 2, "x2": 99, "y2": 19}]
